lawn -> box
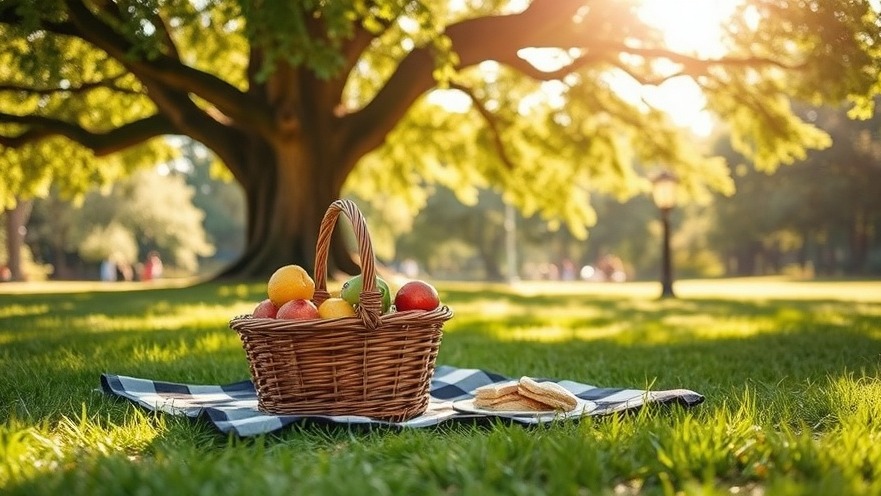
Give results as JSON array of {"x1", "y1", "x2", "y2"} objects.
[{"x1": 2, "y1": 278, "x2": 881, "y2": 495}]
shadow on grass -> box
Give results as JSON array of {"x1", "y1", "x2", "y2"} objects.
[
  {"x1": 438, "y1": 288, "x2": 881, "y2": 396},
  {"x1": 4, "y1": 283, "x2": 881, "y2": 496},
  {"x1": 1, "y1": 283, "x2": 880, "y2": 427},
  {"x1": 0, "y1": 283, "x2": 265, "y2": 423}
]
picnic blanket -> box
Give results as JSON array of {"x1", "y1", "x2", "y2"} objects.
[{"x1": 100, "y1": 365, "x2": 704, "y2": 437}]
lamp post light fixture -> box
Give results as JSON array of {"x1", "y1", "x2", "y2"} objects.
[{"x1": 651, "y1": 170, "x2": 678, "y2": 298}]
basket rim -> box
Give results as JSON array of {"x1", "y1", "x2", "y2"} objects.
[{"x1": 230, "y1": 304, "x2": 453, "y2": 334}]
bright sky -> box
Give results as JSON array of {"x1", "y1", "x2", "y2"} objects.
[
  {"x1": 428, "y1": 0, "x2": 743, "y2": 137},
  {"x1": 629, "y1": 0, "x2": 741, "y2": 136}
]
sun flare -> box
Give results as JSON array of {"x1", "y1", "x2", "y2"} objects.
[
  {"x1": 630, "y1": 0, "x2": 742, "y2": 135},
  {"x1": 429, "y1": 1, "x2": 745, "y2": 135},
  {"x1": 637, "y1": 0, "x2": 740, "y2": 57}
]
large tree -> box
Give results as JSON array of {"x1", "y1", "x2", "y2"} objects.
[{"x1": 1, "y1": 0, "x2": 879, "y2": 278}]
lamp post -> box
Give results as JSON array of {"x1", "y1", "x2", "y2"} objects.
[{"x1": 651, "y1": 171, "x2": 678, "y2": 298}]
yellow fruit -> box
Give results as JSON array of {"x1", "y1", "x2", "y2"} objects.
[
  {"x1": 318, "y1": 297, "x2": 356, "y2": 319},
  {"x1": 267, "y1": 265, "x2": 315, "y2": 306}
]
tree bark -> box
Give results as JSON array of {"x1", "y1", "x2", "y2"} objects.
[
  {"x1": 4, "y1": 199, "x2": 33, "y2": 281},
  {"x1": 848, "y1": 209, "x2": 869, "y2": 274},
  {"x1": 473, "y1": 213, "x2": 505, "y2": 281},
  {"x1": 216, "y1": 130, "x2": 361, "y2": 280}
]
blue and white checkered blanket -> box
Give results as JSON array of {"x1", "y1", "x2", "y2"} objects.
[{"x1": 100, "y1": 365, "x2": 703, "y2": 437}]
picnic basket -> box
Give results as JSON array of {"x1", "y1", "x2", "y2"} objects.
[{"x1": 229, "y1": 199, "x2": 453, "y2": 421}]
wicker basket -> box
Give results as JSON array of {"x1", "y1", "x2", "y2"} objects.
[{"x1": 229, "y1": 199, "x2": 452, "y2": 421}]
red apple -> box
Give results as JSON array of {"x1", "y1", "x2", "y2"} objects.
[
  {"x1": 276, "y1": 299, "x2": 320, "y2": 320},
  {"x1": 252, "y1": 298, "x2": 278, "y2": 318},
  {"x1": 394, "y1": 280, "x2": 440, "y2": 311}
]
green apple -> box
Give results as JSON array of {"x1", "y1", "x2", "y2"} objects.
[{"x1": 340, "y1": 275, "x2": 391, "y2": 313}]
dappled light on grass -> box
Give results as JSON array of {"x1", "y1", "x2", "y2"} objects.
[
  {"x1": 443, "y1": 298, "x2": 517, "y2": 318},
  {"x1": 131, "y1": 340, "x2": 194, "y2": 367},
  {"x1": 20, "y1": 302, "x2": 251, "y2": 335},
  {"x1": 445, "y1": 292, "x2": 784, "y2": 346},
  {"x1": 444, "y1": 283, "x2": 881, "y2": 352},
  {"x1": 492, "y1": 323, "x2": 622, "y2": 344},
  {"x1": 0, "y1": 304, "x2": 50, "y2": 319},
  {"x1": 820, "y1": 374, "x2": 881, "y2": 429},
  {"x1": 216, "y1": 283, "x2": 259, "y2": 300},
  {"x1": 661, "y1": 313, "x2": 780, "y2": 341},
  {"x1": 193, "y1": 332, "x2": 235, "y2": 353},
  {"x1": 129, "y1": 333, "x2": 241, "y2": 369},
  {"x1": 2, "y1": 279, "x2": 881, "y2": 494},
  {"x1": 675, "y1": 278, "x2": 881, "y2": 303},
  {"x1": 0, "y1": 406, "x2": 188, "y2": 490},
  {"x1": 0, "y1": 278, "x2": 202, "y2": 296}
]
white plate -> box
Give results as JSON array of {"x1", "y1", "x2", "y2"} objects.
[{"x1": 452, "y1": 398, "x2": 597, "y2": 420}]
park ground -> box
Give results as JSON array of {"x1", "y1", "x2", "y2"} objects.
[{"x1": 1, "y1": 277, "x2": 881, "y2": 495}]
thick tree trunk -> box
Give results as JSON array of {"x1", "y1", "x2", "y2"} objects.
[
  {"x1": 217, "y1": 136, "x2": 359, "y2": 280},
  {"x1": 4, "y1": 199, "x2": 33, "y2": 281},
  {"x1": 472, "y1": 213, "x2": 505, "y2": 281},
  {"x1": 731, "y1": 242, "x2": 761, "y2": 276},
  {"x1": 848, "y1": 209, "x2": 870, "y2": 274}
]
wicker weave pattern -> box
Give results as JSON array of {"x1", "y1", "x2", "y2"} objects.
[{"x1": 230, "y1": 199, "x2": 452, "y2": 421}]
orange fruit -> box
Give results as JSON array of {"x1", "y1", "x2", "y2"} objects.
[
  {"x1": 318, "y1": 297, "x2": 356, "y2": 319},
  {"x1": 267, "y1": 265, "x2": 315, "y2": 306}
]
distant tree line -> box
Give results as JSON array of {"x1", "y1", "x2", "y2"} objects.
[
  {"x1": 3, "y1": 100, "x2": 878, "y2": 281},
  {"x1": 3, "y1": 1, "x2": 879, "y2": 279},
  {"x1": 1, "y1": 140, "x2": 243, "y2": 281},
  {"x1": 372, "y1": 104, "x2": 881, "y2": 280},
  {"x1": 709, "y1": 104, "x2": 881, "y2": 276}
]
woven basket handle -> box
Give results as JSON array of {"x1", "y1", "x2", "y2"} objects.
[{"x1": 314, "y1": 199, "x2": 382, "y2": 330}]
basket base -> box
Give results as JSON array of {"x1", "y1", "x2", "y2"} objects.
[{"x1": 257, "y1": 394, "x2": 430, "y2": 422}]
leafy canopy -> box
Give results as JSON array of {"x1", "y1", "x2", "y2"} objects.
[{"x1": 2, "y1": 0, "x2": 880, "y2": 237}]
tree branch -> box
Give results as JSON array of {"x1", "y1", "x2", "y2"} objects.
[
  {"x1": 151, "y1": 10, "x2": 181, "y2": 60},
  {"x1": 599, "y1": 41, "x2": 805, "y2": 74},
  {"x1": 0, "y1": 73, "x2": 141, "y2": 96},
  {"x1": 499, "y1": 52, "x2": 606, "y2": 82},
  {"x1": 337, "y1": 0, "x2": 809, "y2": 169},
  {"x1": 603, "y1": 58, "x2": 687, "y2": 87},
  {"x1": 0, "y1": 1, "x2": 269, "y2": 134},
  {"x1": 448, "y1": 82, "x2": 515, "y2": 170},
  {"x1": 0, "y1": 112, "x2": 175, "y2": 155},
  {"x1": 134, "y1": 77, "x2": 247, "y2": 178},
  {"x1": 47, "y1": 0, "x2": 275, "y2": 136},
  {"x1": 337, "y1": 0, "x2": 589, "y2": 169},
  {"x1": 331, "y1": 23, "x2": 381, "y2": 103}
]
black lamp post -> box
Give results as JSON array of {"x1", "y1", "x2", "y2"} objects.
[{"x1": 651, "y1": 171, "x2": 678, "y2": 298}]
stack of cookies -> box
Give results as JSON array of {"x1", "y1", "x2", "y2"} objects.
[{"x1": 473, "y1": 376, "x2": 579, "y2": 412}]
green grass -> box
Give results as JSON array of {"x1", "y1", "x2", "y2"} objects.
[{"x1": 2, "y1": 278, "x2": 881, "y2": 495}]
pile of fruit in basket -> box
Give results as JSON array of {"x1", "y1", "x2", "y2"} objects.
[{"x1": 251, "y1": 264, "x2": 441, "y2": 320}]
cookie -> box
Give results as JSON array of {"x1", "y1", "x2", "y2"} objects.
[
  {"x1": 518, "y1": 376, "x2": 578, "y2": 411},
  {"x1": 480, "y1": 395, "x2": 554, "y2": 412},
  {"x1": 474, "y1": 381, "x2": 519, "y2": 400},
  {"x1": 474, "y1": 391, "x2": 523, "y2": 408}
]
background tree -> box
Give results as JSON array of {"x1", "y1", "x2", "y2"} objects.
[
  {"x1": 2, "y1": 0, "x2": 879, "y2": 278},
  {"x1": 710, "y1": 103, "x2": 881, "y2": 276},
  {"x1": 0, "y1": 115, "x2": 173, "y2": 280},
  {"x1": 391, "y1": 187, "x2": 517, "y2": 281},
  {"x1": 27, "y1": 169, "x2": 215, "y2": 279}
]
